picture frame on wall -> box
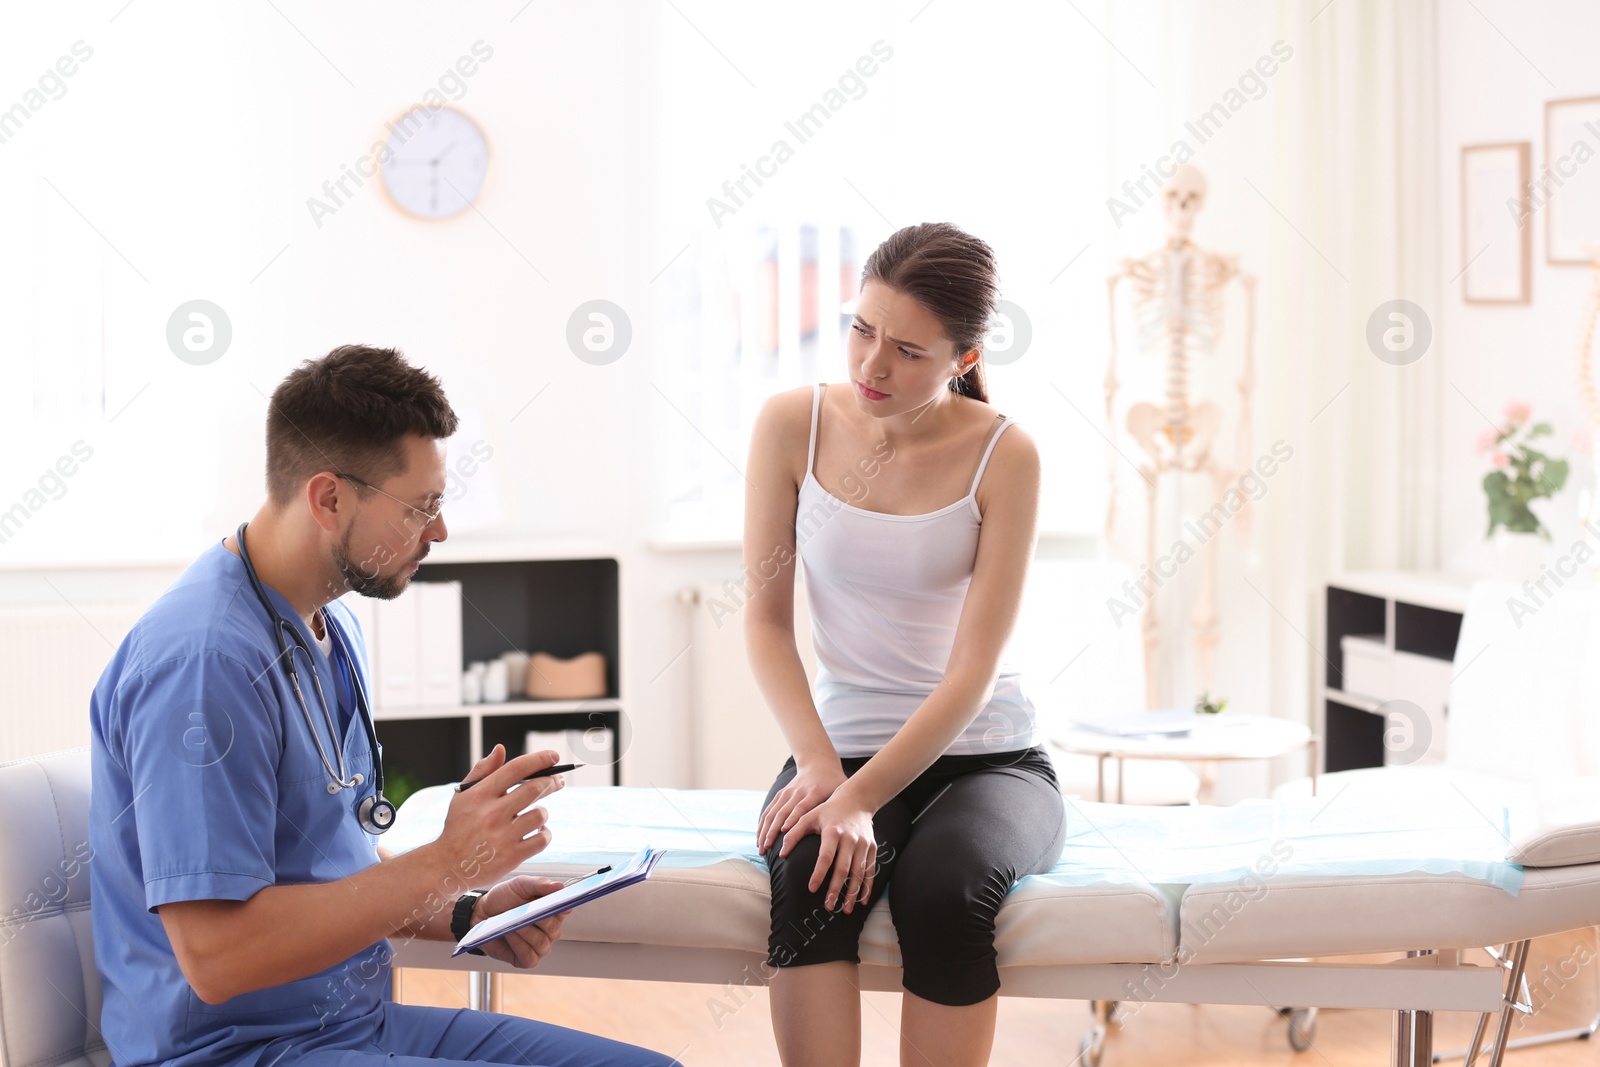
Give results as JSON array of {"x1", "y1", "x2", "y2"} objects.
[
  {"x1": 1545, "y1": 96, "x2": 1600, "y2": 266},
  {"x1": 1461, "y1": 142, "x2": 1531, "y2": 304}
]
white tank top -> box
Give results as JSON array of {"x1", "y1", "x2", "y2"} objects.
[{"x1": 797, "y1": 383, "x2": 1039, "y2": 758}]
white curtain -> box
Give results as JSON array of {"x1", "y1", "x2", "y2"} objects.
[
  {"x1": 1258, "y1": 0, "x2": 1442, "y2": 730},
  {"x1": 1124, "y1": 0, "x2": 1441, "y2": 750}
]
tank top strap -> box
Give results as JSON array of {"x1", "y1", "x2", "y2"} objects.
[
  {"x1": 966, "y1": 415, "x2": 1016, "y2": 498},
  {"x1": 806, "y1": 382, "x2": 826, "y2": 478}
]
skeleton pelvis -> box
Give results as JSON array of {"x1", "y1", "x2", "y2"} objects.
[{"x1": 1125, "y1": 401, "x2": 1221, "y2": 470}]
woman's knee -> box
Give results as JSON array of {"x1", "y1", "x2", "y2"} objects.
[
  {"x1": 885, "y1": 868, "x2": 1010, "y2": 1007},
  {"x1": 888, "y1": 859, "x2": 1010, "y2": 940}
]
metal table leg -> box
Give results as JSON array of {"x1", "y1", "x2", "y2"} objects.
[
  {"x1": 468, "y1": 970, "x2": 502, "y2": 1014},
  {"x1": 1435, "y1": 936, "x2": 1591, "y2": 1064},
  {"x1": 1395, "y1": 1007, "x2": 1415, "y2": 1066},
  {"x1": 1486, "y1": 940, "x2": 1533, "y2": 1067}
]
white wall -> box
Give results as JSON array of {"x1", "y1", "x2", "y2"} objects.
[
  {"x1": 1438, "y1": 0, "x2": 1600, "y2": 571},
  {"x1": 11, "y1": 1, "x2": 1545, "y2": 793},
  {"x1": 0, "y1": 0, "x2": 691, "y2": 777},
  {"x1": 0, "y1": 0, "x2": 1291, "y2": 791}
]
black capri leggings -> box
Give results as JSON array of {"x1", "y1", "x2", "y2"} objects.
[{"x1": 761, "y1": 746, "x2": 1067, "y2": 1006}]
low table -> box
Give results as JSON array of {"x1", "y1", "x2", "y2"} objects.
[{"x1": 1053, "y1": 713, "x2": 1318, "y2": 803}]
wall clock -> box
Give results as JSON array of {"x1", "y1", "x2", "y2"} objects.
[{"x1": 379, "y1": 105, "x2": 489, "y2": 220}]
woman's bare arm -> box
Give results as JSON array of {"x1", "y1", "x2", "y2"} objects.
[
  {"x1": 743, "y1": 390, "x2": 852, "y2": 853},
  {"x1": 742, "y1": 388, "x2": 837, "y2": 769}
]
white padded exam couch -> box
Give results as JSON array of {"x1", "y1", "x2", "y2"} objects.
[
  {"x1": 382, "y1": 772, "x2": 1600, "y2": 1067},
  {"x1": 5, "y1": 750, "x2": 1600, "y2": 1067}
]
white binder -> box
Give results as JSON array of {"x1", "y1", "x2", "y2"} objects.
[
  {"x1": 523, "y1": 729, "x2": 614, "y2": 786},
  {"x1": 373, "y1": 590, "x2": 421, "y2": 708},
  {"x1": 416, "y1": 580, "x2": 464, "y2": 708}
]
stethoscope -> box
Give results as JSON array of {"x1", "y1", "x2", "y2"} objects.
[{"x1": 235, "y1": 522, "x2": 395, "y2": 835}]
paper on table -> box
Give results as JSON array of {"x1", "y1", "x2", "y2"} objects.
[{"x1": 453, "y1": 846, "x2": 666, "y2": 956}]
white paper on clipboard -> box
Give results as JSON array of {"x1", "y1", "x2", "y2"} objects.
[{"x1": 453, "y1": 846, "x2": 666, "y2": 956}]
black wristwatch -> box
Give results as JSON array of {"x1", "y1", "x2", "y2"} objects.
[{"x1": 451, "y1": 889, "x2": 488, "y2": 956}]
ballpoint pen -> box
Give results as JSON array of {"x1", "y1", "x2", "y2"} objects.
[
  {"x1": 456, "y1": 762, "x2": 583, "y2": 792},
  {"x1": 561, "y1": 865, "x2": 613, "y2": 887}
]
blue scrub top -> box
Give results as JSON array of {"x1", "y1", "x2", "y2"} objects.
[{"x1": 89, "y1": 539, "x2": 390, "y2": 1067}]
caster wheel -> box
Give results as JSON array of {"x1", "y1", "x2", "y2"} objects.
[
  {"x1": 1288, "y1": 1007, "x2": 1317, "y2": 1052},
  {"x1": 1078, "y1": 1027, "x2": 1105, "y2": 1067}
]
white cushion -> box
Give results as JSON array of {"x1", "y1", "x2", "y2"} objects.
[
  {"x1": 405, "y1": 777, "x2": 1600, "y2": 974},
  {"x1": 516, "y1": 855, "x2": 1179, "y2": 967},
  {"x1": 515, "y1": 858, "x2": 768, "y2": 953},
  {"x1": 1278, "y1": 768, "x2": 1600, "y2": 870},
  {"x1": 1508, "y1": 777, "x2": 1600, "y2": 867},
  {"x1": 1179, "y1": 861, "x2": 1600, "y2": 964}
]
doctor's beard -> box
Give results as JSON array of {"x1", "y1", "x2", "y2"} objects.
[{"x1": 334, "y1": 528, "x2": 425, "y2": 601}]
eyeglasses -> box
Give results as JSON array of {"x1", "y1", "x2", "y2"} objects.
[{"x1": 333, "y1": 471, "x2": 443, "y2": 532}]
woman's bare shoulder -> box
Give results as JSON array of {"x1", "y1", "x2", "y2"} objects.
[
  {"x1": 748, "y1": 386, "x2": 822, "y2": 491},
  {"x1": 980, "y1": 416, "x2": 1040, "y2": 492},
  {"x1": 754, "y1": 385, "x2": 817, "y2": 439}
]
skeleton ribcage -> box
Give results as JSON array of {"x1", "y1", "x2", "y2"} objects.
[{"x1": 1126, "y1": 248, "x2": 1234, "y2": 427}]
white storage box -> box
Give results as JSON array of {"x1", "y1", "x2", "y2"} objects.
[{"x1": 1339, "y1": 634, "x2": 1391, "y2": 700}]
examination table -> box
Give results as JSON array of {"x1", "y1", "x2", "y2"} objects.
[
  {"x1": 5, "y1": 750, "x2": 1600, "y2": 1067},
  {"x1": 383, "y1": 774, "x2": 1600, "y2": 1067}
]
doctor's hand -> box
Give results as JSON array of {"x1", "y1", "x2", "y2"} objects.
[
  {"x1": 781, "y1": 794, "x2": 877, "y2": 915},
  {"x1": 758, "y1": 760, "x2": 846, "y2": 854},
  {"x1": 470, "y1": 875, "x2": 568, "y2": 969},
  {"x1": 431, "y1": 745, "x2": 565, "y2": 888}
]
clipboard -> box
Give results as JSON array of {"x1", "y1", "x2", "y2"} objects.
[{"x1": 452, "y1": 847, "x2": 667, "y2": 957}]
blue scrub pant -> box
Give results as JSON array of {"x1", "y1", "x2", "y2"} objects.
[{"x1": 271, "y1": 1001, "x2": 680, "y2": 1067}]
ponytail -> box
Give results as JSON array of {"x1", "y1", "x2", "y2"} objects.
[{"x1": 949, "y1": 359, "x2": 988, "y2": 403}]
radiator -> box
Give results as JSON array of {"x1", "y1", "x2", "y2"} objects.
[
  {"x1": 681, "y1": 574, "x2": 814, "y2": 789},
  {"x1": 0, "y1": 603, "x2": 142, "y2": 762}
]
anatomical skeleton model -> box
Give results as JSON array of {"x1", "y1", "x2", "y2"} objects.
[{"x1": 1105, "y1": 165, "x2": 1257, "y2": 709}]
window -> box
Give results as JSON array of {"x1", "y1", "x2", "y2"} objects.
[{"x1": 651, "y1": 0, "x2": 1123, "y2": 541}]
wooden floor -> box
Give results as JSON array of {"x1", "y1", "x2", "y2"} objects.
[{"x1": 395, "y1": 932, "x2": 1600, "y2": 1065}]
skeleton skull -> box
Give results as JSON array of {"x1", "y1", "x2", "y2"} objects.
[{"x1": 1164, "y1": 164, "x2": 1208, "y2": 241}]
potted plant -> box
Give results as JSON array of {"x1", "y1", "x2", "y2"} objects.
[{"x1": 1478, "y1": 401, "x2": 1567, "y2": 577}]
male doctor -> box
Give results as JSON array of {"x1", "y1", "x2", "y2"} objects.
[{"x1": 89, "y1": 345, "x2": 676, "y2": 1067}]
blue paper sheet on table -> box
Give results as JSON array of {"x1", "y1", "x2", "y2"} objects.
[{"x1": 390, "y1": 783, "x2": 1523, "y2": 906}]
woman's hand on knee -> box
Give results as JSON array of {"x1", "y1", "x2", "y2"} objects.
[
  {"x1": 758, "y1": 760, "x2": 846, "y2": 853},
  {"x1": 785, "y1": 797, "x2": 876, "y2": 914}
]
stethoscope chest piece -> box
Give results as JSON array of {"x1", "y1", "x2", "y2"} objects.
[{"x1": 359, "y1": 793, "x2": 397, "y2": 834}]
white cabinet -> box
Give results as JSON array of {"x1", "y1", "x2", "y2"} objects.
[
  {"x1": 365, "y1": 544, "x2": 624, "y2": 806},
  {"x1": 1323, "y1": 572, "x2": 1473, "y2": 771}
]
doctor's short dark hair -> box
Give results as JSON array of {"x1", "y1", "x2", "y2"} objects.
[{"x1": 265, "y1": 344, "x2": 459, "y2": 506}]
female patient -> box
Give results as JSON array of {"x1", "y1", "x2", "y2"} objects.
[{"x1": 744, "y1": 222, "x2": 1067, "y2": 1067}]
